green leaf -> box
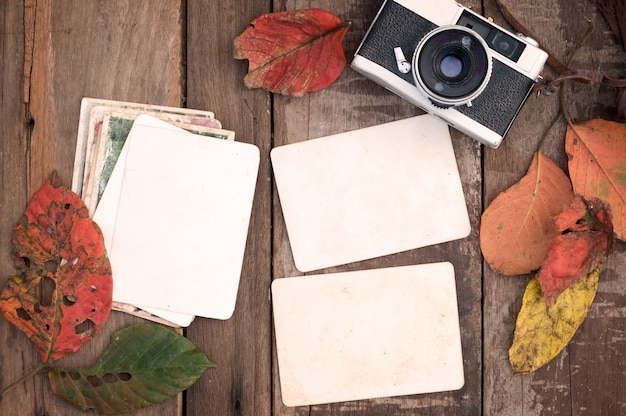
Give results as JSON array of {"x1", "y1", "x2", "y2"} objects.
[{"x1": 47, "y1": 323, "x2": 215, "y2": 415}]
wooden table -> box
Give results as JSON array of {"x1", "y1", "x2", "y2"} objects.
[{"x1": 1, "y1": 1, "x2": 624, "y2": 415}]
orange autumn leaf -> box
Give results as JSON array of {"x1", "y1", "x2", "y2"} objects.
[
  {"x1": 537, "y1": 196, "x2": 613, "y2": 305},
  {"x1": 0, "y1": 174, "x2": 112, "y2": 362},
  {"x1": 480, "y1": 152, "x2": 574, "y2": 275},
  {"x1": 233, "y1": 8, "x2": 349, "y2": 97},
  {"x1": 566, "y1": 118, "x2": 626, "y2": 240}
]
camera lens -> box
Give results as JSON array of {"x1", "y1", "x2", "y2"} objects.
[
  {"x1": 413, "y1": 26, "x2": 492, "y2": 107},
  {"x1": 434, "y1": 44, "x2": 472, "y2": 84},
  {"x1": 440, "y1": 53, "x2": 463, "y2": 78}
]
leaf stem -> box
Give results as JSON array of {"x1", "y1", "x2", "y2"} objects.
[{"x1": 0, "y1": 363, "x2": 50, "y2": 396}]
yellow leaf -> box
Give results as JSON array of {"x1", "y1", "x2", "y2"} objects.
[{"x1": 508, "y1": 263, "x2": 601, "y2": 374}]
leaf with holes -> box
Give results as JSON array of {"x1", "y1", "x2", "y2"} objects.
[
  {"x1": 0, "y1": 173, "x2": 112, "y2": 362},
  {"x1": 233, "y1": 8, "x2": 350, "y2": 97},
  {"x1": 48, "y1": 324, "x2": 215, "y2": 415}
]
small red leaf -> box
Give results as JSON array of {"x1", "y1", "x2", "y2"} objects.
[
  {"x1": 233, "y1": 8, "x2": 349, "y2": 97},
  {"x1": 0, "y1": 173, "x2": 112, "y2": 362},
  {"x1": 537, "y1": 196, "x2": 613, "y2": 305}
]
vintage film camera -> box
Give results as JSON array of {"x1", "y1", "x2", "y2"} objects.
[{"x1": 351, "y1": 0, "x2": 549, "y2": 148}]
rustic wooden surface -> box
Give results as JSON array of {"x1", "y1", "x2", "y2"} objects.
[{"x1": 0, "y1": 1, "x2": 624, "y2": 415}]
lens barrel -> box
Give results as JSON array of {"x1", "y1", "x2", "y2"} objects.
[{"x1": 413, "y1": 26, "x2": 492, "y2": 107}]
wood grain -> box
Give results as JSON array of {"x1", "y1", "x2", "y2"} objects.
[
  {"x1": 483, "y1": 0, "x2": 626, "y2": 415},
  {"x1": 186, "y1": 1, "x2": 273, "y2": 415},
  {"x1": 0, "y1": 2, "x2": 34, "y2": 413},
  {"x1": 1, "y1": 1, "x2": 185, "y2": 415},
  {"x1": 0, "y1": 0, "x2": 624, "y2": 415},
  {"x1": 271, "y1": 0, "x2": 482, "y2": 414}
]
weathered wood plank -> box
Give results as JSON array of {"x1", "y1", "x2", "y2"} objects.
[
  {"x1": 185, "y1": 1, "x2": 273, "y2": 415},
  {"x1": 2, "y1": 0, "x2": 623, "y2": 415},
  {"x1": 0, "y1": 2, "x2": 35, "y2": 413},
  {"x1": 482, "y1": 0, "x2": 626, "y2": 415},
  {"x1": 0, "y1": 1, "x2": 185, "y2": 415},
  {"x1": 271, "y1": 1, "x2": 483, "y2": 414}
]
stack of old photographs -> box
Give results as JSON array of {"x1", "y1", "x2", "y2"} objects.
[{"x1": 71, "y1": 98, "x2": 260, "y2": 327}]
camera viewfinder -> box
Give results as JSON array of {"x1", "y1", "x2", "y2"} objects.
[
  {"x1": 457, "y1": 11, "x2": 525, "y2": 62},
  {"x1": 486, "y1": 31, "x2": 525, "y2": 61}
]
